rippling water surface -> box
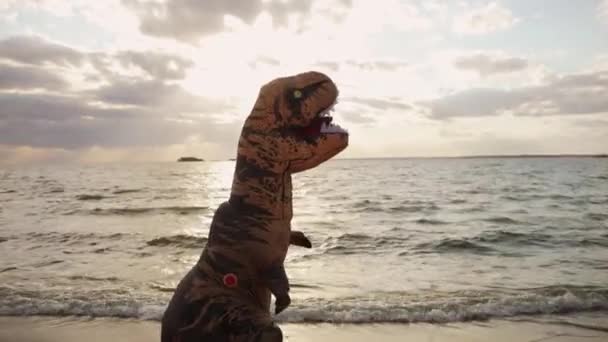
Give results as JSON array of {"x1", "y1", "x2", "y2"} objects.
[{"x1": 1, "y1": 158, "x2": 607, "y2": 323}]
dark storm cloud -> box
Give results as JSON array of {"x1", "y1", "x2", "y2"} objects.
[
  {"x1": 0, "y1": 64, "x2": 67, "y2": 90},
  {"x1": 453, "y1": 53, "x2": 528, "y2": 76},
  {"x1": 0, "y1": 36, "x2": 84, "y2": 67},
  {"x1": 123, "y1": 0, "x2": 352, "y2": 41},
  {"x1": 422, "y1": 70, "x2": 608, "y2": 119}
]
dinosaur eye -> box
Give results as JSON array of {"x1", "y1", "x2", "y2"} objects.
[{"x1": 293, "y1": 90, "x2": 302, "y2": 99}]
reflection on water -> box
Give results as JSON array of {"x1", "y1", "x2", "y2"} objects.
[{"x1": 1, "y1": 158, "x2": 607, "y2": 322}]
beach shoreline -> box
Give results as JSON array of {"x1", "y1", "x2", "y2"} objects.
[{"x1": 1, "y1": 314, "x2": 607, "y2": 342}]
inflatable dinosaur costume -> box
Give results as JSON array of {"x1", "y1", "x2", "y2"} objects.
[{"x1": 161, "y1": 71, "x2": 349, "y2": 341}]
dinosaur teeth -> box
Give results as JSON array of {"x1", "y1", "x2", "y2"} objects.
[
  {"x1": 318, "y1": 98, "x2": 338, "y2": 117},
  {"x1": 320, "y1": 122, "x2": 348, "y2": 134}
]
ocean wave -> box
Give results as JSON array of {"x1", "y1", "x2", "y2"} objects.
[
  {"x1": 47, "y1": 188, "x2": 65, "y2": 193},
  {"x1": 112, "y1": 189, "x2": 142, "y2": 194},
  {"x1": 410, "y1": 231, "x2": 608, "y2": 255},
  {"x1": 146, "y1": 234, "x2": 208, "y2": 249},
  {"x1": 22, "y1": 232, "x2": 125, "y2": 244},
  {"x1": 481, "y1": 216, "x2": 520, "y2": 224},
  {"x1": 585, "y1": 212, "x2": 608, "y2": 221},
  {"x1": 321, "y1": 233, "x2": 411, "y2": 255},
  {"x1": 67, "y1": 275, "x2": 120, "y2": 282},
  {"x1": 389, "y1": 204, "x2": 440, "y2": 213},
  {"x1": 501, "y1": 194, "x2": 580, "y2": 202},
  {"x1": 65, "y1": 206, "x2": 209, "y2": 216},
  {"x1": 149, "y1": 284, "x2": 177, "y2": 293},
  {"x1": 76, "y1": 194, "x2": 106, "y2": 201},
  {"x1": 350, "y1": 200, "x2": 440, "y2": 213},
  {"x1": 414, "y1": 218, "x2": 448, "y2": 225},
  {"x1": 578, "y1": 238, "x2": 608, "y2": 247},
  {"x1": 0, "y1": 286, "x2": 606, "y2": 324},
  {"x1": 476, "y1": 230, "x2": 552, "y2": 246},
  {"x1": 413, "y1": 239, "x2": 495, "y2": 255}
]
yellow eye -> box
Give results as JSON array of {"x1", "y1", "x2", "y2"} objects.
[{"x1": 293, "y1": 90, "x2": 302, "y2": 99}]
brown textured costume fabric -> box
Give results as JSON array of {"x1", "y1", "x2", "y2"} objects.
[{"x1": 161, "y1": 71, "x2": 348, "y2": 342}]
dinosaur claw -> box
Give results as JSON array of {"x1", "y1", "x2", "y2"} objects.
[
  {"x1": 275, "y1": 295, "x2": 291, "y2": 315},
  {"x1": 290, "y1": 230, "x2": 312, "y2": 248}
]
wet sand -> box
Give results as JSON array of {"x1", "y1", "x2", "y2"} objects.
[{"x1": 0, "y1": 315, "x2": 607, "y2": 342}]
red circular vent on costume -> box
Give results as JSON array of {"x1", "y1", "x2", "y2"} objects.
[{"x1": 223, "y1": 273, "x2": 238, "y2": 288}]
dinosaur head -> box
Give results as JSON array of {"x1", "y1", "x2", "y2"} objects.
[{"x1": 243, "y1": 71, "x2": 348, "y2": 173}]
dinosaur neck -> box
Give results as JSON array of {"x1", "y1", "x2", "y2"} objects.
[{"x1": 228, "y1": 155, "x2": 293, "y2": 221}]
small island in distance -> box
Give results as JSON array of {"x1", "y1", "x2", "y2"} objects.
[{"x1": 177, "y1": 157, "x2": 204, "y2": 162}]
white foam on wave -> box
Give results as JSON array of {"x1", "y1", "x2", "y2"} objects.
[
  {"x1": 278, "y1": 290, "x2": 608, "y2": 323},
  {"x1": 0, "y1": 286, "x2": 606, "y2": 323}
]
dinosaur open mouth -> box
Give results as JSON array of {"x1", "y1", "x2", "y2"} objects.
[{"x1": 294, "y1": 100, "x2": 348, "y2": 141}]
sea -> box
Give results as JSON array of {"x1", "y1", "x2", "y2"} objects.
[{"x1": 1, "y1": 158, "x2": 607, "y2": 324}]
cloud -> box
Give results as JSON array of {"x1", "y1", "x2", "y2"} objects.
[
  {"x1": 0, "y1": 36, "x2": 84, "y2": 67},
  {"x1": 0, "y1": 74, "x2": 237, "y2": 148},
  {"x1": 313, "y1": 58, "x2": 409, "y2": 72},
  {"x1": 600, "y1": 0, "x2": 608, "y2": 21},
  {"x1": 0, "y1": 0, "x2": 18, "y2": 11},
  {"x1": 343, "y1": 97, "x2": 412, "y2": 111},
  {"x1": 422, "y1": 70, "x2": 608, "y2": 119},
  {"x1": 115, "y1": 51, "x2": 194, "y2": 80},
  {"x1": 447, "y1": 71, "x2": 608, "y2": 118},
  {"x1": 0, "y1": 35, "x2": 238, "y2": 152},
  {"x1": 313, "y1": 61, "x2": 340, "y2": 72},
  {"x1": 123, "y1": 0, "x2": 352, "y2": 42},
  {"x1": 453, "y1": 2, "x2": 517, "y2": 35},
  {"x1": 0, "y1": 145, "x2": 71, "y2": 165},
  {"x1": 0, "y1": 91, "x2": 237, "y2": 149},
  {"x1": 1, "y1": 35, "x2": 195, "y2": 81},
  {"x1": 87, "y1": 51, "x2": 195, "y2": 82},
  {"x1": 345, "y1": 59, "x2": 409, "y2": 71},
  {"x1": 92, "y1": 78, "x2": 229, "y2": 113},
  {"x1": 0, "y1": 92, "x2": 136, "y2": 123},
  {"x1": 453, "y1": 53, "x2": 528, "y2": 76},
  {"x1": 0, "y1": 64, "x2": 67, "y2": 90},
  {"x1": 573, "y1": 118, "x2": 608, "y2": 128},
  {"x1": 340, "y1": 109, "x2": 376, "y2": 124},
  {"x1": 248, "y1": 56, "x2": 281, "y2": 69}
]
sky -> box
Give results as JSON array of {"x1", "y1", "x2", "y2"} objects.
[{"x1": 1, "y1": 0, "x2": 607, "y2": 164}]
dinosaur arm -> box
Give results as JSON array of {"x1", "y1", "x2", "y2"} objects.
[
  {"x1": 261, "y1": 231, "x2": 311, "y2": 315},
  {"x1": 290, "y1": 230, "x2": 312, "y2": 248},
  {"x1": 262, "y1": 263, "x2": 291, "y2": 314}
]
